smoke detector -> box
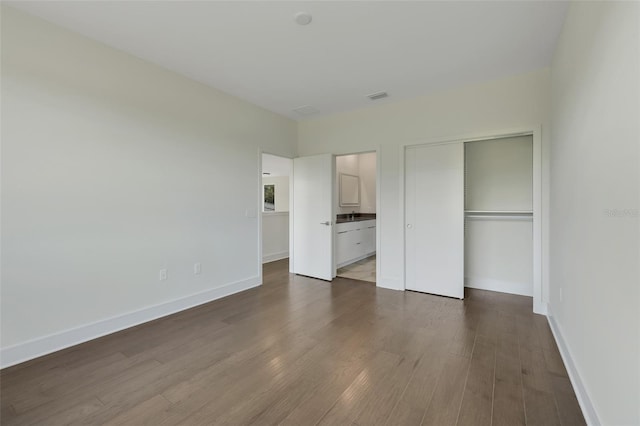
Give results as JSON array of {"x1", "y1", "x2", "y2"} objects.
[{"x1": 294, "y1": 12, "x2": 312, "y2": 25}]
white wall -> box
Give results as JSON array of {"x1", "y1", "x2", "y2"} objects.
[
  {"x1": 262, "y1": 176, "x2": 289, "y2": 213},
  {"x1": 465, "y1": 136, "x2": 533, "y2": 212},
  {"x1": 0, "y1": 7, "x2": 297, "y2": 365},
  {"x1": 299, "y1": 69, "x2": 551, "y2": 296},
  {"x1": 262, "y1": 212, "x2": 289, "y2": 263},
  {"x1": 465, "y1": 219, "x2": 533, "y2": 296},
  {"x1": 549, "y1": 2, "x2": 639, "y2": 425},
  {"x1": 358, "y1": 152, "x2": 376, "y2": 214}
]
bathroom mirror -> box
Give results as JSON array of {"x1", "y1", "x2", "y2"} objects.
[{"x1": 339, "y1": 173, "x2": 360, "y2": 207}]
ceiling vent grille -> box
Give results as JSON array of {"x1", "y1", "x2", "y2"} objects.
[
  {"x1": 367, "y1": 91, "x2": 388, "y2": 101},
  {"x1": 293, "y1": 105, "x2": 319, "y2": 116}
]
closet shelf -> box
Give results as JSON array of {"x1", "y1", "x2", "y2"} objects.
[{"x1": 464, "y1": 210, "x2": 533, "y2": 221}]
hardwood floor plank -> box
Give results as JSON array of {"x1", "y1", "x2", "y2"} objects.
[
  {"x1": 352, "y1": 353, "x2": 420, "y2": 425},
  {"x1": 542, "y1": 346, "x2": 569, "y2": 378},
  {"x1": 449, "y1": 326, "x2": 477, "y2": 359},
  {"x1": 550, "y1": 375, "x2": 586, "y2": 426},
  {"x1": 0, "y1": 260, "x2": 584, "y2": 426},
  {"x1": 4, "y1": 396, "x2": 104, "y2": 426},
  {"x1": 421, "y1": 353, "x2": 472, "y2": 426},
  {"x1": 384, "y1": 331, "x2": 451, "y2": 425},
  {"x1": 6, "y1": 356, "x2": 160, "y2": 417},
  {"x1": 103, "y1": 394, "x2": 171, "y2": 426},
  {"x1": 456, "y1": 335, "x2": 496, "y2": 426},
  {"x1": 386, "y1": 400, "x2": 428, "y2": 426},
  {"x1": 492, "y1": 333, "x2": 526, "y2": 426},
  {"x1": 522, "y1": 387, "x2": 561, "y2": 426},
  {"x1": 316, "y1": 350, "x2": 402, "y2": 426},
  {"x1": 520, "y1": 345, "x2": 562, "y2": 426}
]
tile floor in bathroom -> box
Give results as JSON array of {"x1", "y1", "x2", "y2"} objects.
[{"x1": 336, "y1": 255, "x2": 376, "y2": 283}]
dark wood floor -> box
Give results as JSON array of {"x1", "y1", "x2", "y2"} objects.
[{"x1": 1, "y1": 259, "x2": 585, "y2": 425}]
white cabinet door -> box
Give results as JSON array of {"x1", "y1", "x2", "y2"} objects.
[
  {"x1": 364, "y1": 224, "x2": 376, "y2": 255},
  {"x1": 336, "y1": 220, "x2": 376, "y2": 267},
  {"x1": 350, "y1": 228, "x2": 364, "y2": 260},
  {"x1": 336, "y1": 229, "x2": 351, "y2": 265},
  {"x1": 405, "y1": 143, "x2": 464, "y2": 298},
  {"x1": 292, "y1": 154, "x2": 334, "y2": 281}
]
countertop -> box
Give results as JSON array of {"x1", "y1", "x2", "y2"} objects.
[{"x1": 335, "y1": 213, "x2": 376, "y2": 224}]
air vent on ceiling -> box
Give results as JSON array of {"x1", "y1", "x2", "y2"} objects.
[
  {"x1": 293, "y1": 105, "x2": 319, "y2": 116},
  {"x1": 367, "y1": 91, "x2": 388, "y2": 101}
]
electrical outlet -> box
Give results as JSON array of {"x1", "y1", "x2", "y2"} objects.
[
  {"x1": 159, "y1": 269, "x2": 167, "y2": 281},
  {"x1": 194, "y1": 263, "x2": 201, "y2": 275}
]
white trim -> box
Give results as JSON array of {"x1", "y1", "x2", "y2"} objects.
[
  {"x1": 547, "y1": 314, "x2": 601, "y2": 426},
  {"x1": 399, "y1": 126, "x2": 545, "y2": 314},
  {"x1": 398, "y1": 144, "x2": 406, "y2": 290},
  {"x1": 0, "y1": 276, "x2": 260, "y2": 369},
  {"x1": 377, "y1": 276, "x2": 403, "y2": 291},
  {"x1": 289, "y1": 160, "x2": 295, "y2": 274},
  {"x1": 531, "y1": 126, "x2": 544, "y2": 314},
  {"x1": 375, "y1": 146, "x2": 382, "y2": 289},
  {"x1": 262, "y1": 251, "x2": 289, "y2": 264},
  {"x1": 259, "y1": 151, "x2": 294, "y2": 274},
  {"x1": 257, "y1": 147, "x2": 264, "y2": 286},
  {"x1": 464, "y1": 277, "x2": 532, "y2": 297}
]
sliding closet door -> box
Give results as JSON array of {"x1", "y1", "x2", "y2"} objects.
[{"x1": 405, "y1": 143, "x2": 464, "y2": 299}]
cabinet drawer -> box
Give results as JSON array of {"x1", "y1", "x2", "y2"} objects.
[{"x1": 336, "y1": 219, "x2": 376, "y2": 267}]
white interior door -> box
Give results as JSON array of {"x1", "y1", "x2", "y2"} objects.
[
  {"x1": 405, "y1": 143, "x2": 464, "y2": 298},
  {"x1": 292, "y1": 154, "x2": 334, "y2": 281}
]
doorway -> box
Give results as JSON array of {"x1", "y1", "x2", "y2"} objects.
[
  {"x1": 335, "y1": 152, "x2": 377, "y2": 283},
  {"x1": 261, "y1": 153, "x2": 292, "y2": 264}
]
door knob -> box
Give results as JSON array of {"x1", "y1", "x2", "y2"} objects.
[{"x1": 320, "y1": 221, "x2": 331, "y2": 226}]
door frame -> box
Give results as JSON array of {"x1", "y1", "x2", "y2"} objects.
[
  {"x1": 400, "y1": 126, "x2": 544, "y2": 314},
  {"x1": 258, "y1": 150, "x2": 294, "y2": 284},
  {"x1": 333, "y1": 150, "x2": 380, "y2": 283}
]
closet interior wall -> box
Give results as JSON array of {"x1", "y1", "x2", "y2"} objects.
[{"x1": 464, "y1": 136, "x2": 534, "y2": 296}]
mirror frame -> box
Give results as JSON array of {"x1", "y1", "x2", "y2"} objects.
[{"x1": 339, "y1": 173, "x2": 360, "y2": 207}]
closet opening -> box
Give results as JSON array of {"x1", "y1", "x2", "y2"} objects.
[
  {"x1": 404, "y1": 130, "x2": 541, "y2": 312},
  {"x1": 464, "y1": 135, "x2": 534, "y2": 298},
  {"x1": 334, "y1": 152, "x2": 377, "y2": 283}
]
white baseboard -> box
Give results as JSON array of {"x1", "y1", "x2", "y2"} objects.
[
  {"x1": 533, "y1": 300, "x2": 548, "y2": 316},
  {"x1": 464, "y1": 277, "x2": 533, "y2": 297},
  {"x1": 262, "y1": 251, "x2": 289, "y2": 264},
  {"x1": 377, "y1": 276, "x2": 403, "y2": 291},
  {"x1": 547, "y1": 314, "x2": 600, "y2": 426},
  {"x1": 0, "y1": 276, "x2": 261, "y2": 369}
]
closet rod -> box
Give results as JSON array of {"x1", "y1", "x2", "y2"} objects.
[{"x1": 464, "y1": 210, "x2": 533, "y2": 215}]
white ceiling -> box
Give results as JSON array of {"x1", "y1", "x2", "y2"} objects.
[
  {"x1": 8, "y1": 1, "x2": 569, "y2": 120},
  {"x1": 262, "y1": 153, "x2": 291, "y2": 177}
]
